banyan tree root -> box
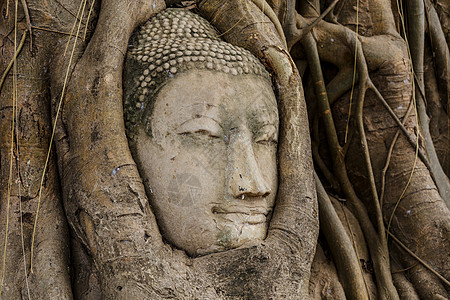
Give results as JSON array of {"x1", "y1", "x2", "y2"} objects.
[
  {"x1": 0, "y1": 1, "x2": 72, "y2": 297},
  {"x1": 286, "y1": 0, "x2": 450, "y2": 297},
  {"x1": 48, "y1": 0, "x2": 319, "y2": 298},
  {"x1": 1, "y1": 0, "x2": 449, "y2": 299},
  {"x1": 1, "y1": 0, "x2": 319, "y2": 298}
]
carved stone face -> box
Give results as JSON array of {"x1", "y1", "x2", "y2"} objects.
[{"x1": 134, "y1": 70, "x2": 278, "y2": 256}]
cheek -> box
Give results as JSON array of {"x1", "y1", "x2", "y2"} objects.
[
  {"x1": 176, "y1": 138, "x2": 228, "y2": 206},
  {"x1": 254, "y1": 144, "x2": 278, "y2": 196},
  {"x1": 138, "y1": 134, "x2": 228, "y2": 208},
  {"x1": 254, "y1": 144, "x2": 277, "y2": 176}
]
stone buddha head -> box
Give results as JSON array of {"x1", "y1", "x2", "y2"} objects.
[{"x1": 124, "y1": 8, "x2": 278, "y2": 256}]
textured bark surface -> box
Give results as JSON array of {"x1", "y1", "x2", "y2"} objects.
[
  {"x1": 1, "y1": 0, "x2": 319, "y2": 298},
  {"x1": 0, "y1": 2, "x2": 72, "y2": 298},
  {"x1": 0, "y1": 0, "x2": 449, "y2": 299},
  {"x1": 298, "y1": 0, "x2": 450, "y2": 298}
]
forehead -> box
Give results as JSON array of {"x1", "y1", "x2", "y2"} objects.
[{"x1": 152, "y1": 70, "x2": 277, "y2": 119}]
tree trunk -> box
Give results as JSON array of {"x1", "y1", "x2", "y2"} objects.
[{"x1": 0, "y1": 0, "x2": 449, "y2": 299}]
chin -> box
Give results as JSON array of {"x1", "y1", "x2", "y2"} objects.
[{"x1": 194, "y1": 222, "x2": 267, "y2": 256}]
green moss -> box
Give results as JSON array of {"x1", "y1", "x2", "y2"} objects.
[{"x1": 216, "y1": 227, "x2": 233, "y2": 248}]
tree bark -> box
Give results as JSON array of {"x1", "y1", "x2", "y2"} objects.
[{"x1": 0, "y1": 0, "x2": 449, "y2": 299}]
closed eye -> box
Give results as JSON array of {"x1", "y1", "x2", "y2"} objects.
[
  {"x1": 254, "y1": 124, "x2": 278, "y2": 145},
  {"x1": 176, "y1": 117, "x2": 223, "y2": 139}
]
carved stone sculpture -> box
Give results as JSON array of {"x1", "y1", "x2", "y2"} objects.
[{"x1": 124, "y1": 9, "x2": 278, "y2": 256}]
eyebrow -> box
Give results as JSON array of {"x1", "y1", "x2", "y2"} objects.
[{"x1": 178, "y1": 114, "x2": 223, "y2": 129}]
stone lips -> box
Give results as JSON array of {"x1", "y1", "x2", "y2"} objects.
[{"x1": 123, "y1": 8, "x2": 272, "y2": 137}]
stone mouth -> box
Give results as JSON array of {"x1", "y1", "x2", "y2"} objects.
[{"x1": 211, "y1": 206, "x2": 269, "y2": 225}]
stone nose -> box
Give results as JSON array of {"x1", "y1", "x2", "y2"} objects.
[{"x1": 226, "y1": 129, "x2": 271, "y2": 199}]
